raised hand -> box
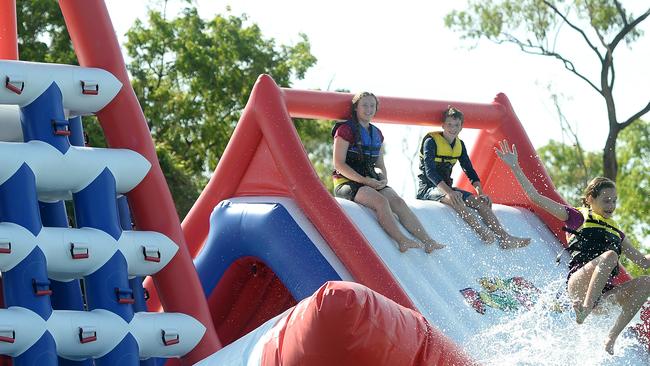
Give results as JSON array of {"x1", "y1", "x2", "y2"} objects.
[{"x1": 494, "y1": 139, "x2": 519, "y2": 169}]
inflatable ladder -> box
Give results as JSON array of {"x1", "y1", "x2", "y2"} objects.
[{"x1": 0, "y1": 60, "x2": 204, "y2": 365}]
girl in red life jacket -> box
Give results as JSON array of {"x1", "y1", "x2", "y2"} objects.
[
  {"x1": 495, "y1": 139, "x2": 650, "y2": 355},
  {"x1": 332, "y1": 92, "x2": 445, "y2": 253}
]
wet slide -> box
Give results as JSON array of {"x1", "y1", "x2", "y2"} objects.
[
  {"x1": 182, "y1": 76, "x2": 650, "y2": 364},
  {"x1": 197, "y1": 198, "x2": 650, "y2": 364}
]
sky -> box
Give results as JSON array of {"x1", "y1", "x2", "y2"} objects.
[{"x1": 105, "y1": 0, "x2": 650, "y2": 198}]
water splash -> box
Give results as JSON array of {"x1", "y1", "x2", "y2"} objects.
[{"x1": 463, "y1": 280, "x2": 650, "y2": 365}]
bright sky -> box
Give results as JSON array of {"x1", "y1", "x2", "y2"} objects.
[{"x1": 105, "y1": 0, "x2": 650, "y2": 198}]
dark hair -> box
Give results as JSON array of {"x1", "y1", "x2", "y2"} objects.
[
  {"x1": 443, "y1": 105, "x2": 464, "y2": 124},
  {"x1": 581, "y1": 177, "x2": 616, "y2": 207},
  {"x1": 351, "y1": 91, "x2": 379, "y2": 121}
]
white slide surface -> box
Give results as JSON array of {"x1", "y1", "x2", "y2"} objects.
[{"x1": 338, "y1": 198, "x2": 650, "y2": 365}]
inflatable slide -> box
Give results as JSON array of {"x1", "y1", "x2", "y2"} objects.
[{"x1": 1, "y1": 1, "x2": 649, "y2": 365}]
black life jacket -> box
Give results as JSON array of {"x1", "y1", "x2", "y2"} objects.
[
  {"x1": 418, "y1": 131, "x2": 463, "y2": 187},
  {"x1": 331, "y1": 120, "x2": 382, "y2": 184},
  {"x1": 563, "y1": 207, "x2": 623, "y2": 276}
]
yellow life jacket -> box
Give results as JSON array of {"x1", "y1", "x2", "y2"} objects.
[
  {"x1": 563, "y1": 207, "x2": 623, "y2": 276},
  {"x1": 419, "y1": 131, "x2": 462, "y2": 164},
  {"x1": 575, "y1": 207, "x2": 622, "y2": 239}
]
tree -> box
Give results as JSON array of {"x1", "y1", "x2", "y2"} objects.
[
  {"x1": 537, "y1": 119, "x2": 650, "y2": 275},
  {"x1": 124, "y1": 5, "x2": 336, "y2": 217},
  {"x1": 15, "y1": 1, "x2": 330, "y2": 218},
  {"x1": 537, "y1": 139, "x2": 602, "y2": 204},
  {"x1": 445, "y1": 1, "x2": 650, "y2": 181},
  {"x1": 294, "y1": 118, "x2": 335, "y2": 193},
  {"x1": 16, "y1": 0, "x2": 76, "y2": 64}
]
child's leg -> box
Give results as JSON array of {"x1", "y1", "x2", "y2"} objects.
[
  {"x1": 601, "y1": 275, "x2": 650, "y2": 354},
  {"x1": 439, "y1": 195, "x2": 496, "y2": 244},
  {"x1": 567, "y1": 251, "x2": 619, "y2": 324},
  {"x1": 465, "y1": 196, "x2": 530, "y2": 249},
  {"x1": 380, "y1": 187, "x2": 444, "y2": 252},
  {"x1": 354, "y1": 186, "x2": 422, "y2": 252}
]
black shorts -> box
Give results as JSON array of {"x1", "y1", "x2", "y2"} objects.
[
  {"x1": 334, "y1": 181, "x2": 388, "y2": 201},
  {"x1": 419, "y1": 186, "x2": 473, "y2": 202}
]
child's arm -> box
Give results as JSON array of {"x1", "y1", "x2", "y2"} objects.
[
  {"x1": 459, "y1": 141, "x2": 490, "y2": 204},
  {"x1": 621, "y1": 237, "x2": 650, "y2": 269},
  {"x1": 374, "y1": 145, "x2": 388, "y2": 189},
  {"x1": 494, "y1": 140, "x2": 568, "y2": 221}
]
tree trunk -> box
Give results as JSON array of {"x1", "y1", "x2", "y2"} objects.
[{"x1": 603, "y1": 127, "x2": 620, "y2": 181}]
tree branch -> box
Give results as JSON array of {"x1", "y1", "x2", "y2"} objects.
[
  {"x1": 608, "y1": 55, "x2": 616, "y2": 90},
  {"x1": 613, "y1": 0, "x2": 629, "y2": 27},
  {"x1": 620, "y1": 100, "x2": 650, "y2": 130},
  {"x1": 610, "y1": 7, "x2": 650, "y2": 50},
  {"x1": 542, "y1": 0, "x2": 603, "y2": 59},
  {"x1": 498, "y1": 33, "x2": 602, "y2": 94}
]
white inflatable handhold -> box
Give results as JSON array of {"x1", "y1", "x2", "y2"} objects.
[
  {"x1": 0, "y1": 307, "x2": 47, "y2": 357},
  {"x1": 0, "y1": 223, "x2": 38, "y2": 272},
  {"x1": 47, "y1": 309, "x2": 129, "y2": 360},
  {"x1": 130, "y1": 312, "x2": 206, "y2": 359},
  {"x1": 0, "y1": 140, "x2": 151, "y2": 201},
  {"x1": 39, "y1": 227, "x2": 118, "y2": 281},
  {"x1": 0, "y1": 60, "x2": 122, "y2": 115},
  {"x1": 118, "y1": 231, "x2": 179, "y2": 276}
]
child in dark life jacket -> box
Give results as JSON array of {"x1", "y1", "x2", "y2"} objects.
[
  {"x1": 495, "y1": 139, "x2": 650, "y2": 355},
  {"x1": 416, "y1": 106, "x2": 530, "y2": 249},
  {"x1": 332, "y1": 91, "x2": 445, "y2": 253}
]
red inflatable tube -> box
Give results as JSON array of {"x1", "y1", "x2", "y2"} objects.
[
  {"x1": 262, "y1": 281, "x2": 477, "y2": 366},
  {"x1": 0, "y1": 0, "x2": 18, "y2": 60}
]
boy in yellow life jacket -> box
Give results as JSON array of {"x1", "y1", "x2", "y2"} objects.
[{"x1": 416, "y1": 106, "x2": 530, "y2": 249}]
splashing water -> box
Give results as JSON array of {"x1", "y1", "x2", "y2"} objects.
[{"x1": 463, "y1": 280, "x2": 650, "y2": 365}]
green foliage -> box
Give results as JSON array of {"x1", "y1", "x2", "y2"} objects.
[
  {"x1": 538, "y1": 120, "x2": 650, "y2": 276},
  {"x1": 537, "y1": 140, "x2": 602, "y2": 205},
  {"x1": 155, "y1": 142, "x2": 205, "y2": 216},
  {"x1": 17, "y1": 1, "x2": 327, "y2": 218},
  {"x1": 124, "y1": 5, "x2": 322, "y2": 217},
  {"x1": 445, "y1": 0, "x2": 644, "y2": 46},
  {"x1": 446, "y1": 1, "x2": 650, "y2": 182},
  {"x1": 16, "y1": 0, "x2": 76, "y2": 64},
  {"x1": 125, "y1": 8, "x2": 317, "y2": 177},
  {"x1": 294, "y1": 119, "x2": 334, "y2": 193},
  {"x1": 615, "y1": 120, "x2": 650, "y2": 239}
]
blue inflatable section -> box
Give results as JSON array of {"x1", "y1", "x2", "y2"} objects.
[
  {"x1": 195, "y1": 201, "x2": 341, "y2": 301},
  {"x1": 73, "y1": 169, "x2": 139, "y2": 365}
]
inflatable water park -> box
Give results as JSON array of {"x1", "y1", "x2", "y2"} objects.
[{"x1": 1, "y1": 1, "x2": 649, "y2": 365}]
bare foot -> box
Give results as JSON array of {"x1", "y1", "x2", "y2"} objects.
[
  {"x1": 398, "y1": 239, "x2": 422, "y2": 253},
  {"x1": 423, "y1": 239, "x2": 445, "y2": 253},
  {"x1": 604, "y1": 336, "x2": 616, "y2": 355},
  {"x1": 477, "y1": 228, "x2": 496, "y2": 244},
  {"x1": 573, "y1": 300, "x2": 591, "y2": 324},
  {"x1": 499, "y1": 235, "x2": 531, "y2": 249}
]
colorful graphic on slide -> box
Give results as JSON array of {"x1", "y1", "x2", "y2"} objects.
[{"x1": 461, "y1": 276, "x2": 541, "y2": 314}]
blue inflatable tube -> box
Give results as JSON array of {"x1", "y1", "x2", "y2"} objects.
[
  {"x1": 117, "y1": 196, "x2": 157, "y2": 366},
  {"x1": 39, "y1": 116, "x2": 93, "y2": 366},
  {"x1": 73, "y1": 169, "x2": 139, "y2": 365},
  {"x1": 0, "y1": 166, "x2": 57, "y2": 366},
  {"x1": 2, "y1": 83, "x2": 73, "y2": 366},
  {"x1": 195, "y1": 200, "x2": 341, "y2": 301}
]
